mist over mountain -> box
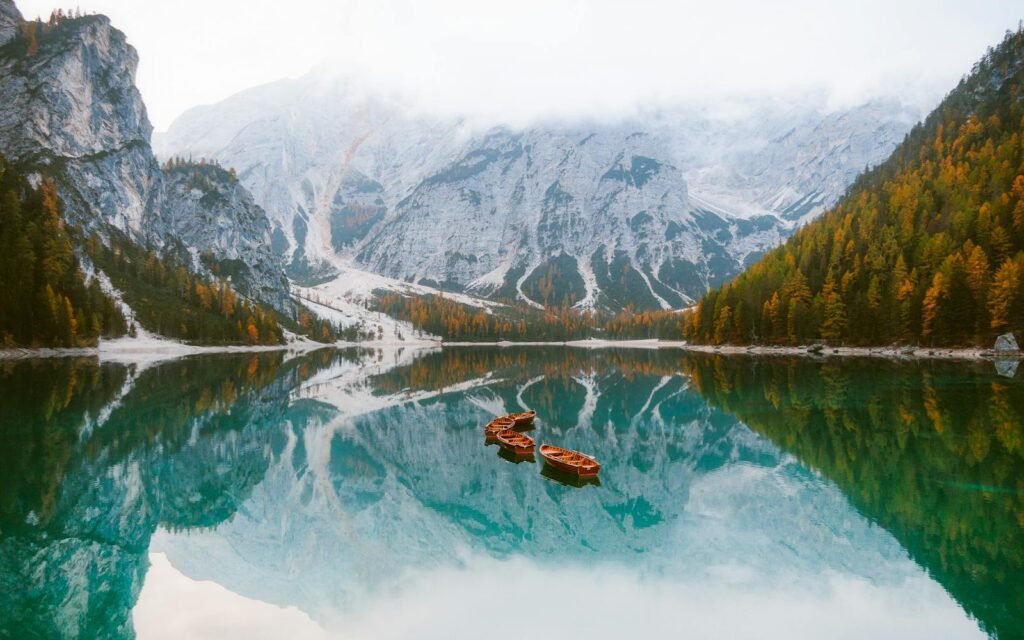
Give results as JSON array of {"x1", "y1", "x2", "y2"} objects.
[
  {"x1": 0, "y1": 0, "x2": 929, "y2": 323},
  {"x1": 157, "y1": 75, "x2": 920, "y2": 310}
]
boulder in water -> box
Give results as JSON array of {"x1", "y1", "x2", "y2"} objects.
[{"x1": 994, "y1": 333, "x2": 1020, "y2": 354}]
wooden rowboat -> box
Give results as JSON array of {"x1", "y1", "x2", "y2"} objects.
[
  {"x1": 495, "y1": 429, "x2": 535, "y2": 456},
  {"x1": 509, "y1": 410, "x2": 536, "y2": 428},
  {"x1": 539, "y1": 444, "x2": 600, "y2": 477},
  {"x1": 484, "y1": 416, "x2": 516, "y2": 436}
]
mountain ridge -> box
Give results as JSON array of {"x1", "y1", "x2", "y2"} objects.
[{"x1": 158, "y1": 74, "x2": 920, "y2": 312}]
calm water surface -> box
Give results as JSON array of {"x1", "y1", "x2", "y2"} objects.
[{"x1": 0, "y1": 347, "x2": 1021, "y2": 639}]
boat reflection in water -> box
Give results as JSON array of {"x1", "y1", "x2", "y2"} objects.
[
  {"x1": 497, "y1": 446, "x2": 536, "y2": 464},
  {"x1": 540, "y1": 463, "x2": 601, "y2": 488}
]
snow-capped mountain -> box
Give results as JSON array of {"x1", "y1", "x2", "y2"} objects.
[
  {"x1": 667, "y1": 97, "x2": 921, "y2": 223},
  {"x1": 0, "y1": 0, "x2": 922, "y2": 319},
  {"x1": 157, "y1": 75, "x2": 920, "y2": 310}
]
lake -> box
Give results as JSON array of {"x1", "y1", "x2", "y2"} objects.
[{"x1": 0, "y1": 347, "x2": 1020, "y2": 639}]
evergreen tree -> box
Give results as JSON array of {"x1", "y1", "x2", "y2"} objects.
[
  {"x1": 0, "y1": 157, "x2": 126, "y2": 347},
  {"x1": 820, "y1": 270, "x2": 847, "y2": 342},
  {"x1": 989, "y1": 258, "x2": 1022, "y2": 333}
]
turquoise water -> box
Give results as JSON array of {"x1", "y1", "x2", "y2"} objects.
[{"x1": 0, "y1": 348, "x2": 1020, "y2": 639}]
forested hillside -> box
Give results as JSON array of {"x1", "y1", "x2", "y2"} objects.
[
  {"x1": 0, "y1": 151, "x2": 358, "y2": 348},
  {"x1": 684, "y1": 26, "x2": 1024, "y2": 347},
  {"x1": 0, "y1": 156, "x2": 125, "y2": 347},
  {"x1": 86, "y1": 230, "x2": 285, "y2": 345}
]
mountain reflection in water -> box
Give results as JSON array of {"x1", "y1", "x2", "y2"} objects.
[{"x1": 0, "y1": 347, "x2": 1019, "y2": 639}]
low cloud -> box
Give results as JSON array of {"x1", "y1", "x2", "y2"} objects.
[{"x1": 16, "y1": 0, "x2": 1023, "y2": 129}]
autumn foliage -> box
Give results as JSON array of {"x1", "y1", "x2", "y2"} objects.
[
  {"x1": 0, "y1": 157, "x2": 125, "y2": 347},
  {"x1": 685, "y1": 27, "x2": 1024, "y2": 347},
  {"x1": 87, "y1": 230, "x2": 284, "y2": 345}
]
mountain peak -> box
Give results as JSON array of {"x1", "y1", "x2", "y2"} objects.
[
  {"x1": 157, "y1": 76, "x2": 917, "y2": 312},
  {"x1": 0, "y1": 4, "x2": 150, "y2": 167}
]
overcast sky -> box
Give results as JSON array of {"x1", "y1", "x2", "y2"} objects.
[{"x1": 15, "y1": 0, "x2": 1024, "y2": 130}]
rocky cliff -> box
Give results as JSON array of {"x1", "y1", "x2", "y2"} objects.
[
  {"x1": 0, "y1": 0, "x2": 21, "y2": 46},
  {"x1": 0, "y1": 1, "x2": 292, "y2": 313},
  {"x1": 353, "y1": 127, "x2": 785, "y2": 309},
  {"x1": 159, "y1": 162, "x2": 292, "y2": 310}
]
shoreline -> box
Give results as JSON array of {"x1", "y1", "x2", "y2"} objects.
[
  {"x1": 0, "y1": 335, "x2": 331, "y2": 364},
  {"x1": 678, "y1": 343, "x2": 1023, "y2": 362},
  {"x1": 441, "y1": 338, "x2": 689, "y2": 350},
  {"x1": 428, "y1": 338, "x2": 1022, "y2": 362},
  {"x1": 1, "y1": 335, "x2": 1020, "y2": 364}
]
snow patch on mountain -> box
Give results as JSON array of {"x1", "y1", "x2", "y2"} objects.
[{"x1": 292, "y1": 263, "x2": 515, "y2": 342}]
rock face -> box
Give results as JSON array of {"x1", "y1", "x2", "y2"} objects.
[
  {"x1": 157, "y1": 75, "x2": 920, "y2": 310},
  {"x1": 0, "y1": 5, "x2": 292, "y2": 313},
  {"x1": 994, "y1": 332, "x2": 1020, "y2": 353},
  {"x1": 0, "y1": 13, "x2": 156, "y2": 230},
  {"x1": 355, "y1": 127, "x2": 785, "y2": 309},
  {"x1": 680, "y1": 98, "x2": 920, "y2": 223},
  {"x1": 0, "y1": 0, "x2": 21, "y2": 46},
  {"x1": 160, "y1": 164, "x2": 291, "y2": 310}
]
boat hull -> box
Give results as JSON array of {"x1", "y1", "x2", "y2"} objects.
[
  {"x1": 539, "y1": 445, "x2": 600, "y2": 477},
  {"x1": 541, "y1": 457, "x2": 599, "y2": 477},
  {"x1": 498, "y1": 447, "x2": 536, "y2": 464},
  {"x1": 510, "y1": 411, "x2": 536, "y2": 428},
  {"x1": 496, "y1": 429, "x2": 535, "y2": 456},
  {"x1": 484, "y1": 417, "x2": 515, "y2": 437}
]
